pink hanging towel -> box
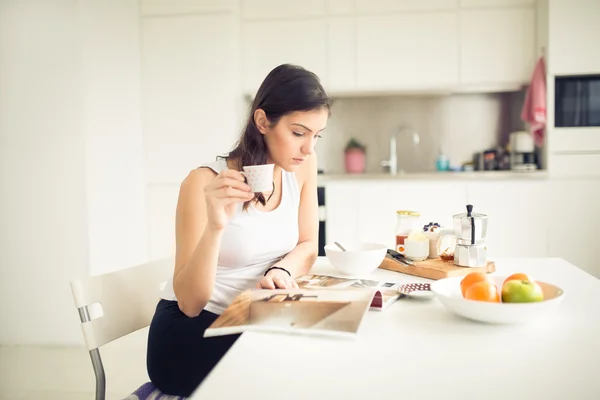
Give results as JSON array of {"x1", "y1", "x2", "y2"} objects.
[{"x1": 521, "y1": 57, "x2": 547, "y2": 147}]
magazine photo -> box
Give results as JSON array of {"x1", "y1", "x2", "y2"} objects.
[
  {"x1": 296, "y1": 274, "x2": 406, "y2": 311},
  {"x1": 204, "y1": 288, "x2": 374, "y2": 340}
]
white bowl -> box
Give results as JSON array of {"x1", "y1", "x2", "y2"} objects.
[
  {"x1": 324, "y1": 242, "x2": 387, "y2": 277},
  {"x1": 430, "y1": 275, "x2": 565, "y2": 324}
]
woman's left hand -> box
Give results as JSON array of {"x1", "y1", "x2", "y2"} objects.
[{"x1": 256, "y1": 269, "x2": 298, "y2": 289}]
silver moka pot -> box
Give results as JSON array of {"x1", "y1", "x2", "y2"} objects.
[
  {"x1": 437, "y1": 204, "x2": 488, "y2": 267},
  {"x1": 453, "y1": 204, "x2": 488, "y2": 267}
]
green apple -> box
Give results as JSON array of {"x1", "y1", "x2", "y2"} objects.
[{"x1": 501, "y1": 280, "x2": 544, "y2": 303}]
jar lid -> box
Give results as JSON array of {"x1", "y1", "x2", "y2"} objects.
[{"x1": 397, "y1": 210, "x2": 420, "y2": 216}]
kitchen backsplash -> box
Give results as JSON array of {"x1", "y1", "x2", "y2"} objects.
[{"x1": 316, "y1": 91, "x2": 526, "y2": 174}]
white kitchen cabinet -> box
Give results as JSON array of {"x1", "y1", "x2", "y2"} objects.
[
  {"x1": 328, "y1": 17, "x2": 357, "y2": 93},
  {"x1": 548, "y1": 153, "x2": 600, "y2": 178},
  {"x1": 324, "y1": 183, "x2": 362, "y2": 246},
  {"x1": 142, "y1": 13, "x2": 241, "y2": 184},
  {"x1": 356, "y1": 12, "x2": 459, "y2": 90},
  {"x1": 327, "y1": 0, "x2": 356, "y2": 15},
  {"x1": 355, "y1": 181, "x2": 468, "y2": 249},
  {"x1": 460, "y1": 0, "x2": 535, "y2": 7},
  {"x1": 548, "y1": 127, "x2": 600, "y2": 154},
  {"x1": 141, "y1": 0, "x2": 237, "y2": 15},
  {"x1": 466, "y1": 181, "x2": 549, "y2": 258},
  {"x1": 242, "y1": 20, "x2": 328, "y2": 94},
  {"x1": 459, "y1": 7, "x2": 535, "y2": 85},
  {"x1": 548, "y1": 0, "x2": 600, "y2": 75},
  {"x1": 241, "y1": 0, "x2": 327, "y2": 20},
  {"x1": 356, "y1": 0, "x2": 458, "y2": 14},
  {"x1": 241, "y1": 0, "x2": 355, "y2": 18},
  {"x1": 546, "y1": 179, "x2": 600, "y2": 278}
]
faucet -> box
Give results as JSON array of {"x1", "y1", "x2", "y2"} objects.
[
  {"x1": 380, "y1": 136, "x2": 398, "y2": 175},
  {"x1": 380, "y1": 126, "x2": 420, "y2": 175}
]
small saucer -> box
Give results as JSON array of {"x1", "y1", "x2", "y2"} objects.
[{"x1": 397, "y1": 283, "x2": 434, "y2": 300}]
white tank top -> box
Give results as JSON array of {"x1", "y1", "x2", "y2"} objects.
[{"x1": 161, "y1": 158, "x2": 301, "y2": 315}]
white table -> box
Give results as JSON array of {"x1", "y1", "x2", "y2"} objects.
[{"x1": 190, "y1": 257, "x2": 600, "y2": 399}]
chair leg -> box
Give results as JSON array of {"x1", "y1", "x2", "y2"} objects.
[{"x1": 89, "y1": 348, "x2": 106, "y2": 400}]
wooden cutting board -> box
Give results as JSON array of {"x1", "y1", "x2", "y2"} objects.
[{"x1": 378, "y1": 255, "x2": 495, "y2": 280}]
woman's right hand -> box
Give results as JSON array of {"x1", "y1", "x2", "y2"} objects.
[{"x1": 203, "y1": 169, "x2": 254, "y2": 230}]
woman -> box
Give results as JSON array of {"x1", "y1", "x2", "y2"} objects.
[{"x1": 146, "y1": 64, "x2": 332, "y2": 397}]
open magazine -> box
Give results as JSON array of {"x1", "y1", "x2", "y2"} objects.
[
  {"x1": 204, "y1": 287, "x2": 375, "y2": 340},
  {"x1": 296, "y1": 274, "x2": 406, "y2": 311}
]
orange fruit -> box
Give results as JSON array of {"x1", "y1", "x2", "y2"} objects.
[
  {"x1": 460, "y1": 272, "x2": 488, "y2": 297},
  {"x1": 465, "y1": 280, "x2": 500, "y2": 302},
  {"x1": 503, "y1": 273, "x2": 530, "y2": 286}
]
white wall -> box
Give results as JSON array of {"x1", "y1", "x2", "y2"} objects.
[
  {"x1": 80, "y1": 0, "x2": 148, "y2": 275},
  {"x1": 141, "y1": 7, "x2": 243, "y2": 261},
  {"x1": 0, "y1": 0, "x2": 88, "y2": 345},
  {"x1": 0, "y1": 0, "x2": 147, "y2": 345}
]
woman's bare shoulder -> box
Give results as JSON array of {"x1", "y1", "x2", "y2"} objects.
[{"x1": 180, "y1": 167, "x2": 218, "y2": 192}]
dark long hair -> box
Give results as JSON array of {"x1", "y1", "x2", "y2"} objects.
[{"x1": 225, "y1": 64, "x2": 332, "y2": 210}]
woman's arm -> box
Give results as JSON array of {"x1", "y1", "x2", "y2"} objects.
[
  {"x1": 173, "y1": 168, "x2": 253, "y2": 317},
  {"x1": 257, "y1": 155, "x2": 319, "y2": 289}
]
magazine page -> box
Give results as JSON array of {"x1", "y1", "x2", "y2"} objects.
[
  {"x1": 296, "y1": 274, "x2": 405, "y2": 311},
  {"x1": 348, "y1": 279, "x2": 405, "y2": 311},
  {"x1": 296, "y1": 274, "x2": 357, "y2": 289},
  {"x1": 204, "y1": 288, "x2": 375, "y2": 340}
]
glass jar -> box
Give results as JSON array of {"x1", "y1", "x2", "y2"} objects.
[{"x1": 395, "y1": 210, "x2": 420, "y2": 253}]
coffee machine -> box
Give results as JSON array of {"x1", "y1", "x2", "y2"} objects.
[
  {"x1": 509, "y1": 131, "x2": 537, "y2": 171},
  {"x1": 438, "y1": 204, "x2": 488, "y2": 267}
]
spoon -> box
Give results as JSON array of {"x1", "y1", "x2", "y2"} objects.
[{"x1": 334, "y1": 242, "x2": 347, "y2": 251}]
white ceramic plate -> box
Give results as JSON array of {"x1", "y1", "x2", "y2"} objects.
[{"x1": 430, "y1": 275, "x2": 565, "y2": 324}]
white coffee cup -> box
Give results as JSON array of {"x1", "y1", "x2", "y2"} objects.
[
  {"x1": 404, "y1": 233, "x2": 430, "y2": 262},
  {"x1": 241, "y1": 164, "x2": 274, "y2": 192}
]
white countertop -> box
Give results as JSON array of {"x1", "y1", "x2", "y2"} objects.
[
  {"x1": 318, "y1": 170, "x2": 549, "y2": 183},
  {"x1": 191, "y1": 256, "x2": 600, "y2": 400}
]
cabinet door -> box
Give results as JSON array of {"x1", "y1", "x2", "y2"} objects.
[
  {"x1": 548, "y1": 153, "x2": 600, "y2": 178},
  {"x1": 549, "y1": 0, "x2": 600, "y2": 75},
  {"x1": 466, "y1": 181, "x2": 549, "y2": 258},
  {"x1": 546, "y1": 179, "x2": 600, "y2": 278},
  {"x1": 142, "y1": 14, "x2": 240, "y2": 184},
  {"x1": 328, "y1": 17, "x2": 356, "y2": 93},
  {"x1": 327, "y1": 0, "x2": 355, "y2": 15},
  {"x1": 356, "y1": 13, "x2": 459, "y2": 90},
  {"x1": 141, "y1": 0, "x2": 236, "y2": 15},
  {"x1": 356, "y1": 0, "x2": 458, "y2": 14},
  {"x1": 460, "y1": 0, "x2": 535, "y2": 7},
  {"x1": 357, "y1": 181, "x2": 468, "y2": 249},
  {"x1": 324, "y1": 183, "x2": 361, "y2": 246},
  {"x1": 242, "y1": 20, "x2": 328, "y2": 95},
  {"x1": 241, "y1": 0, "x2": 326, "y2": 20},
  {"x1": 460, "y1": 8, "x2": 535, "y2": 85}
]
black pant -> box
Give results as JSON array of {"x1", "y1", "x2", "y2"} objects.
[{"x1": 146, "y1": 299, "x2": 240, "y2": 397}]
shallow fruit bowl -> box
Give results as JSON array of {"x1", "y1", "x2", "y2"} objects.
[
  {"x1": 430, "y1": 275, "x2": 565, "y2": 324},
  {"x1": 324, "y1": 242, "x2": 387, "y2": 277}
]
